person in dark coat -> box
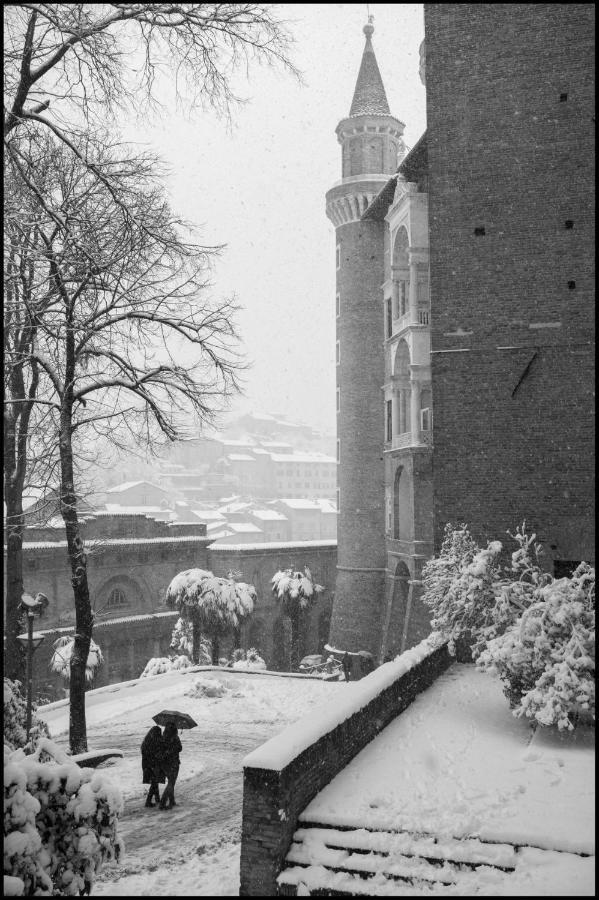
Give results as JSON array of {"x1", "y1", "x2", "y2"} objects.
[
  {"x1": 159, "y1": 721, "x2": 182, "y2": 810},
  {"x1": 141, "y1": 725, "x2": 165, "y2": 808},
  {"x1": 342, "y1": 652, "x2": 351, "y2": 682}
]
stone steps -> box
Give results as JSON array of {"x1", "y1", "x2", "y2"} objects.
[{"x1": 277, "y1": 822, "x2": 521, "y2": 896}]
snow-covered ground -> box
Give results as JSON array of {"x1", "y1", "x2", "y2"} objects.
[
  {"x1": 37, "y1": 668, "x2": 347, "y2": 896},
  {"x1": 36, "y1": 664, "x2": 594, "y2": 896}
]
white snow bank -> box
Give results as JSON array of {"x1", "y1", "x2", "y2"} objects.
[
  {"x1": 243, "y1": 637, "x2": 441, "y2": 771},
  {"x1": 301, "y1": 665, "x2": 595, "y2": 856}
]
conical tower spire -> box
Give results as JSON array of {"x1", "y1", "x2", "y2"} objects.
[{"x1": 349, "y1": 17, "x2": 390, "y2": 116}]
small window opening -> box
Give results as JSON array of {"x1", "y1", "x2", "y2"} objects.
[
  {"x1": 559, "y1": 93, "x2": 568, "y2": 102},
  {"x1": 564, "y1": 220, "x2": 574, "y2": 229},
  {"x1": 568, "y1": 280, "x2": 576, "y2": 290},
  {"x1": 474, "y1": 226, "x2": 486, "y2": 236}
]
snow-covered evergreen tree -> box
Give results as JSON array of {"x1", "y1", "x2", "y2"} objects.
[
  {"x1": 421, "y1": 524, "x2": 503, "y2": 657},
  {"x1": 478, "y1": 562, "x2": 595, "y2": 730},
  {"x1": 4, "y1": 738, "x2": 123, "y2": 895},
  {"x1": 3, "y1": 678, "x2": 50, "y2": 753}
]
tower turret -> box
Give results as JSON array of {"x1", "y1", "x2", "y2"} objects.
[{"x1": 326, "y1": 20, "x2": 404, "y2": 661}]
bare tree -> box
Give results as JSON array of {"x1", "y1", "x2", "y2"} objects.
[
  {"x1": 11, "y1": 135, "x2": 242, "y2": 751},
  {"x1": 3, "y1": 3, "x2": 297, "y2": 748},
  {"x1": 4, "y1": 150, "x2": 62, "y2": 679}
]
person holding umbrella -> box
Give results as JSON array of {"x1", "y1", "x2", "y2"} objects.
[
  {"x1": 159, "y1": 720, "x2": 183, "y2": 810},
  {"x1": 140, "y1": 725, "x2": 165, "y2": 808}
]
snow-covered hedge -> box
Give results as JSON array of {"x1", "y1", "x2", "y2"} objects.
[
  {"x1": 423, "y1": 522, "x2": 595, "y2": 730},
  {"x1": 478, "y1": 562, "x2": 595, "y2": 731},
  {"x1": 3, "y1": 679, "x2": 50, "y2": 753},
  {"x1": 4, "y1": 738, "x2": 123, "y2": 896},
  {"x1": 139, "y1": 655, "x2": 192, "y2": 678},
  {"x1": 232, "y1": 648, "x2": 267, "y2": 671}
]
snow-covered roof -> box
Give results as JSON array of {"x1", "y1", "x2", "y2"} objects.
[
  {"x1": 260, "y1": 441, "x2": 293, "y2": 449},
  {"x1": 21, "y1": 535, "x2": 211, "y2": 550},
  {"x1": 250, "y1": 448, "x2": 270, "y2": 455},
  {"x1": 278, "y1": 499, "x2": 322, "y2": 510},
  {"x1": 252, "y1": 510, "x2": 288, "y2": 521},
  {"x1": 228, "y1": 522, "x2": 263, "y2": 533},
  {"x1": 226, "y1": 454, "x2": 256, "y2": 462},
  {"x1": 104, "y1": 504, "x2": 171, "y2": 517},
  {"x1": 270, "y1": 452, "x2": 336, "y2": 464},
  {"x1": 315, "y1": 499, "x2": 338, "y2": 514},
  {"x1": 218, "y1": 501, "x2": 252, "y2": 514},
  {"x1": 209, "y1": 539, "x2": 337, "y2": 552},
  {"x1": 207, "y1": 530, "x2": 234, "y2": 541},
  {"x1": 105, "y1": 480, "x2": 167, "y2": 494},
  {"x1": 194, "y1": 510, "x2": 226, "y2": 521},
  {"x1": 222, "y1": 439, "x2": 255, "y2": 447},
  {"x1": 206, "y1": 520, "x2": 227, "y2": 531}
]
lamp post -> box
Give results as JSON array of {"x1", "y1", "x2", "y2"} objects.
[{"x1": 16, "y1": 592, "x2": 49, "y2": 740}]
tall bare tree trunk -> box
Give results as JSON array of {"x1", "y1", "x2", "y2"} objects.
[
  {"x1": 60, "y1": 307, "x2": 92, "y2": 754},
  {"x1": 4, "y1": 337, "x2": 39, "y2": 681},
  {"x1": 4, "y1": 478, "x2": 25, "y2": 682}
]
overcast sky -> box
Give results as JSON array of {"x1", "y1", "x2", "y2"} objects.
[{"x1": 120, "y1": 3, "x2": 426, "y2": 435}]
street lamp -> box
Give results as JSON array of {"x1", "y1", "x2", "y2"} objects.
[{"x1": 16, "y1": 592, "x2": 49, "y2": 739}]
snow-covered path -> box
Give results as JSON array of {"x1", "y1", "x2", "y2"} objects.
[{"x1": 37, "y1": 669, "x2": 347, "y2": 895}]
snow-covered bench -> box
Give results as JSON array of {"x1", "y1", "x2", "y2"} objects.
[{"x1": 70, "y1": 748, "x2": 124, "y2": 768}]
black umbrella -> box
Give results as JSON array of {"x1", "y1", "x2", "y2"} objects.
[{"x1": 152, "y1": 709, "x2": 198, "y2": 729}]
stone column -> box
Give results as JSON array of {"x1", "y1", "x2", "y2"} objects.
[
  {"x1": 408, "y1": 258, "x2": 419, "y2": 324},
  {"x1": 410, "y1": 379, "x2": 421, "y2": 437},
  {"x1": 391, "y1": 390, "x2": 400, "y2": 437}
]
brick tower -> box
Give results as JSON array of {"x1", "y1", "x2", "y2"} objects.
[{"x1": 326, "y1": 19, "x2": 405, "y2": 659}]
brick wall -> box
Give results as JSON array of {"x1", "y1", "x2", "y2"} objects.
[
  {"x1": 329, "y1": 217, "x2": 388, "y2": 655},
  {"x1": 239, "y1": 641, "x2": 453, "y2": 896},
  {"x1": 9, "y1": 540, "x2": 338, "y2": 699},
  {"x1": 424, "y1": 3, "x2": 595, "y2": 565}
]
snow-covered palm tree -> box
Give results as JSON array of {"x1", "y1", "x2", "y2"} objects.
[
  {"x1": 271, "y1": 566, "x2": 324, "y2": 671},
  {"x1": 50, "y1": 636, "x2": 103, "y2": 683},
  {"x1": 166, "y1": 568, "x2": 257, "y2": 664}
]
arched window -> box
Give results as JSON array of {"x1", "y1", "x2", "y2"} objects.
[{"x1": 106, "y1": 587, "x2": 129, "y2": 609}]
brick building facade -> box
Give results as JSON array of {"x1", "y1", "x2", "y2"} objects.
[
  {"x1": 5, "y1": 514, "x2": 336, "y2": 700},
  {"x1": 424, "y1": 3, "x2": 595, "y2": 567},
  {"x1": 326, "y1": 7, "x2": 594, "y2": 664}
]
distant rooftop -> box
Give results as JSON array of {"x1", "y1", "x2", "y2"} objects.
[
  {"x1": 105, "y1": 480, "x2": 167, "y2": 494},
  {"x1": 252, "y1": 509, "x2": 288, "y2": 521}
]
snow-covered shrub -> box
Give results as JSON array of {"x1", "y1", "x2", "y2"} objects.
[
  {"x1": 232, "y1": 648, "x2": 267, "y2": 671},
  {"x1": 421, "y1": 524, "x2": 504, "y2": 657},
  {"x1": 50, "y1": 636, "x2": 103, "y2": 682},
  {"x1": 185, "y1": 676, "x2": 227, "y2": 698},
  {"x1": 4, "y1": 738, "x2": 123, "y2": 896},
  {"x1": 169, "y1": 617, "x2": 212, "y2": 664},
  {"x1": 3, "y1": 679, "x2": 50, "y2": 753},
  {"x1": 231, "y1": 648, "x2": 246, "y2": 664},
  {"x1": 139, "y1": 655, "x2": 192, "y2": 678},
  {"x1": 422, "y1": 521, "x2": 550, "y2": 658},
  {"x1": 478, "y1": 562, "x2": 595, "y2": 730}
]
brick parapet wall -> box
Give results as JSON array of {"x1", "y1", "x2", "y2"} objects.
[{"x1": 239, "y1": 641, "x2": 453, "y2": 896}]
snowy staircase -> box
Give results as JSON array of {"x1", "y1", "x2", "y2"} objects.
[{"x1": 277, "y1": 823, "x2": 522, "y2": 895}]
